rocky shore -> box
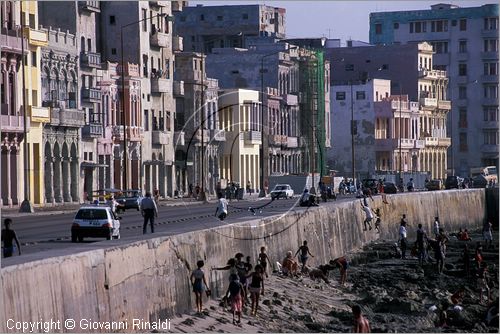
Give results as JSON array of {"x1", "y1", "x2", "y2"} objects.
[{"x1": 168, "y1": 231, "x2": 498, "y2": 333}]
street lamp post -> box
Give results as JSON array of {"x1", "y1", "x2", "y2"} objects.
[
  {"x1": 120, "y1": 13, "x2": 166, "y2": 190},
  {"x1": 350, "y1": 81, "x2": 356, "y2": 191}
]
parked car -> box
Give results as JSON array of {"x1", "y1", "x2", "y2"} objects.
[
  {"x1": 445, "y1": 176, "x2": 461, "y2": 189},
  {"x1": 472, "y1": 175, "x2": 488, "y2": 188},
  {"x1": 362, "y1": 178, "x2": 379, "y2": 194},
  {"x1": 71, "y1": 206, "x2": 121, "y2": 242},
  {"x1": 116, "y1": 189, "x2": 143, "y2": 210},
  {"x1": 270, "y1": 184, "x2": 294, "y2": 199},
  {"x1": 383, "y1": 182, "x2": 398, "y2": 194},
  {"x1": 426, "y1": 179, "x2": 443, "y2": 191}
]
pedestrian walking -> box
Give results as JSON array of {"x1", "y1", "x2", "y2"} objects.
[
  {"x1": 433, "y1": 216, "x2": 440, "y2": 238},
  {"x1": 295, "y1": 240, "x2": 314, "y2": 272},
  {"x1": 191, "y1": 260, "x2": 209, "y2": 313},
  {"x1": 258, "y1": 246, "x2": 270, "y2": 278},
  {"x1": 1, "y1": 218, "x2": 21, "y2": 258},
  {"x1": 416, "y1": 223, "x2": 428, "y2": 266},
  {"x1": 140, "y1": 192, "x2": 158, "y2": 234},
  {"x1": 483, "y1": 221, "x2": 493, "y2": 249},
  {"x1": 247, "y1": 264, "x2": 265, "y2": 316},
  {"x1": 225, "y1": 273, "x2": 244, "y2": 325},
  {"x1": 215, "y1": 192, "x2": 228, "y2": 221},
  {"x1": 399, "y1": 215, "x2": 408, "y2": 259}
]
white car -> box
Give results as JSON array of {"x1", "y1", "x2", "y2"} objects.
[
  {"x1": 270, "y1": 184, "x2": 294, "y2": 199},
  {"x1": 71, "y1": 206, "x2": 121, "y2": 242}
]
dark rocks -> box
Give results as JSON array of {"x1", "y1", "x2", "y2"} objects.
[
  {"x1": 181, "y1": 318, "x2": 195, "y2": 326},
  {"x1": 262, "y1": 299, "x2": 271, "y2": 306}
]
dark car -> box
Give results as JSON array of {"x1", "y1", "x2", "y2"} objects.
[
  {"x1": 115, "y1": 190, "x2": 143, "y2": 210},
  {"x1": 383, "y1": 182, "x2": 397, "y2": 194},
  {"x1": 426, "y1": 179, "x2": 443, "y2": 191},
  {"x1": 445, "y1": 176, "x2": 460, "y2": 190},
  {"x1": 362, "y1": 179, "x2": 379, "y2": 194}
]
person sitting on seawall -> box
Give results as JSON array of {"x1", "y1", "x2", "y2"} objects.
[
  {"x1": 407, "y1": 178, "x2": 415, "y2": 192},
  {"x1": 299, "y1": 189, "x2": 318, "y2": 207},
  {"x1": 280, "y1": 251, "x2": 299, "y2": 277}
]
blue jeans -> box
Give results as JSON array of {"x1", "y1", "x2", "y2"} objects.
[{"x1": 143, "y1": 209, "x2": 155, "y2": 234}]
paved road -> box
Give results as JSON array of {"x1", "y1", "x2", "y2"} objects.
[{"x1": 2, "y1": 195, "x2": 356, "y2": 262}]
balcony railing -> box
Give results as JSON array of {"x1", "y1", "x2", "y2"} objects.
[
  {"x1": 81, "y1": 88, "x2": 102, "y2": 102},
  {"x1": 24, "y1": 27, "x2": 48, "y2": 47},
  {"x1": 59, "y1": 109, "x2": 85, "y2": 127},
  {"x1": 151, "y1": 77, "x2": 171, "y2": 94},
  {"x1": 414, "y1": 139, "x2": 425, "y2": 149},
  {"x1": 418, "y1": 69, "x2": 447, "y2": 79},
  {"x1": 30, "y1": 106, "x2": 50, "y2": 123},
  {"x1": 150, "y1": 32, "x2": 169, "y2": 48},
  {"x1": 399, "y1": 138, "x2": 415, "y2": 149},
  {"x1": 481, "y1": 29, "x2": 499, "y2": 38},
  {"x1": 481, "y1": 51, "x2": 498, "y2": 59},
  {"x1": 438, "y1": 137, "x2": 451, "y2": 147},
  {"x1": 174, "y1": 131, "x2": 185, "y2": 146},
  {"x1": 437, "y1": 100, "x2": 451, "y2": 110},
  {"x1": 211, "y1": 129, "x2": 226, "y2": 141},
  {"x1": 79, "y1": 1, "x2": 100, "y2": 12},
  {"x1": 80, "y1": 52, "x2": 101, "y2": 68},
  {"x1": 0, "y1": 33, "x2": 23, "y2": 53},
  {"x1": 194, "y1": 129, "x2": 210, "y2": 143},
  {"x1": 152, "y1": 130, "x2": 169, "y2": 145},
  {"x1": 287, "y1": 136, "x2": 298, "y2": 148},
  {"x1": 0, "y1": 114, "x2": 26, "y2": 133},
  {"x1": 172, "y1": 36, "x2": 183, "y2": 52},
  {"x1": 284, "y1": 94, "x2": 298, "y2": 106},
  {"x1": 269, "y1": 134, "x2": 287, "y2": 146},
  {"x1": 117, "y1": 63, "x2": 140, "y2": 77},
  {"x1": 173, "y1": 80, "x2": 184, "y2": 97},
  {"x1": 244, "y1": 130, "x2": 262, "y2": 145},
  {"x1": 481, "y1": 144, "x2": 499, "y2": 153},
  {"x1": 82, "y1": 123, "x2": 103, "y2": 138},
  {"x1": 424, "y1": 137, "x2": 439, "y2": 146},
  {"x1": 419, "y1": 97, "x2": 437, "y2": 108},
  {"x1": 481, "y1": 74, "x2": 499, "y2": 83}
]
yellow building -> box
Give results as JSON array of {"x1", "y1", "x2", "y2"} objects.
[
  {"x1": 21, "y1": 1, "x2": 49, "y2": 205},
  {"x1": 218, "y1": 89, "x2": 261, "y2": 191}
]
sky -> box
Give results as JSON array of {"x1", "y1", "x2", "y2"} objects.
[{"x1": 192, "y1": 1, "x2": 497, "y2": 43}]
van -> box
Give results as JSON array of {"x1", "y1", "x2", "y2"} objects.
[{"x1": 470, "y1": 166, "x2": 497, "y2": 184}]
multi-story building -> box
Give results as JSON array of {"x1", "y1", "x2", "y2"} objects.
[
  {"x1": 218, "y1": 89, "x2": 261, "y2": 191},
  {"x1": 1, "y1": 1, "x2": 26, "y2": 207},
  {"x1": 328, "y1": 42, "x2": 451, "y2": 180},
  {"x1": 369, "y1": 3, "x2": 499, "y2": 176},
  {"x1": 100, "y1": 1, "x2": 176, "y2": 197},
  {"x1": 40, "y1": 27, "x2": 84, "y2": 204},
  {"x1": 39, "y1": 1, "x2": 104, "y2": 201},
  {"x1": 174, "y1": 3, "x2": 286, "y2": 53},
  {"x1": 174, "y1": 52, "x2": 224, "y2": 196}
]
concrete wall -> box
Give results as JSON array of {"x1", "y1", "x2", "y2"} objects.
[{"x1": 0, "y1": 190, "x2": 486, "y2": 332}]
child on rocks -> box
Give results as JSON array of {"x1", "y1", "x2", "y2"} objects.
[{"x1": 225, "y1": 273, "x2": 244, "y2": 325}]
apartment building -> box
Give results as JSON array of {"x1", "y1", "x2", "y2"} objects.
[
  {"x1": 99, "y1": 1, "x2": 177, "y2": 197},
  {"x1": 218, "y1": 89, "x2": 261, "y2": 191},
  {"x1": 1, "y1": 1, "x2": 26, "y2": 207},
  {"x1": 369, "y1": 3, "x2": 499, "y2": 176},
  {"x1": 174, "y1": 3, "x2": 286, "y2": 53},
  {"x1": 174, "y1": 52, "x2": 224, "y2": 196},
  {"x1": 328, "y1": 42, "x2": 451, "y2": 179}
]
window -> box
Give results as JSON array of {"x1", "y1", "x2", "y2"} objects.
[
  {"x1": 375, "y1": 23, "x2": 382, "y2": 34},
  {"x1": 109, "y1": 15, "x2": 115, "y2": 25},
  {"x1": 459, "y1": 18, "x2": 467, "y2": 31},
  {"x1": 484, "y1": 85, "x2": 498, "y2": 99},
  {"x1": 484, "y1": 17, "x2": 499, "y2": 30},
  {"x1": 483, "y1": 106, "x2": 499, "y2": 122},
  {"x1": 458, "y1": 63, "x2": 467, "y2": 76},
  {"x1": 242, "y1": 13, "x2": 249, "y2": 20},
  {"x1": 144, "y1": 110, "x2": 149, "y2": 131},
  {"x1": 164, "y1": 16, "x2": 170, "y2": 34},
  {"x1": 336, "y1": 91, "x2": 346, "y2": 100},
  {"x1": 142, "y1": 9, "x2": 147, "y2": 31},
  {"x1": 393, "y1": 22, "x2": 399, "y2": 29},
  {"x1": 458, "y1": 40, "x2": 467, "y2": 53},
  {"x1": 165, "y1": 58, "x2": 170, "y2": 79},
  {"x1": 430, "y1": 41, "x2": 448, "y2": 54},
  {"x1": 458, "y1": 108, "x2": 467, "y2": 128},
  {"x1": 484, "y1": 62, "x2": 498, "y2": 75},
  {"x1": 142, "y1": 54, "x2": 148, "y2": 78},
  {"x1": 484, "y1": 39, "x2": 499, "y2": 52},
  {"x1": 31, "y1": 51, "x2": 36, "y2": 67},
  {"x1": 458, "y1": 86, "x2": 467, "y2": 99},
  {"x1": 217, "y1": 15, "x2": 223, "y2": 21},
  {"x1": 483, "y1": 130, "x2": 498, "y2": 145},
  {"x1": 459, "y1": 133, "x2": 468, "y2": 151},
  {"x1": 356, "y1": 91, "x2": 366, "y2": 100},
  {"x1": 410, "y1": 21, "x2": 426, "y2": 33},
  {"x1": 111, "y1": 48, "x2": 116, "y2": 55},
  {"x1": 29, "y1": 14, "x2": 35, "y2": 29},
  {"x1": 431, "y1": 20, "x2": 448, "y2": 32}
]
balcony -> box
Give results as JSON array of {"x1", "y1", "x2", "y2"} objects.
[
  {"x1": 414, "y1": 139, "x2": 425, "y2": 149},
  {"x1": 244, "y1": 130, "x2": 262, "y2": 145},
  {"x1": 117, "y1": 63, "x2": 140, "y2": 77},
  {"x1": 172, "y1": 1, "x2": 183, "y2": 12},
  {"x1": 284, "y1": 94, "x2": 298, "y2": 106},
  {"x1": 82, "y1": 88, "x2": 102, "y2": 102},
  {"x1": 80, "y1": 52, "x2": 101, "y2": 68},
  {"x1": 419, "y1": 97, "x2": 437, "y2": 108},
  {"x1": 49, "y1": 108, "x2": 60, "y2": 126},
  {"x1": 0, "y1": 114, "x2": 26, "y2": 133},
  {"x1": 174, "y1": 131, "x2": 185, "y2": 146},
  {"x1": 418, "y1": 69, "x2": 447, "y2": 79},
  {"x1": 82, "y1": 123, "x2": 103, "y2": 138},
  {"x1": 59, "y1": 109, "x2": 85, "y2": 127},
  {"x1": 438, "y1": 137, "x2": 451, "y2": 147},
  {"x1": 30, "y1": 106, "x2": 50, "y2": 123},
  {"x1": 173, "y1": 80, "x2": 184, "y2": 97},
  {"x1": 437, "y1": 100, "x2": 451, "y2": 110},
  {"x1": 79, "y1": 1, "x2": 100, "y2": 12},
  {"x1": 151, "y1": 77, "x2": 171, "y2": 94},
  {"x1": 172, "y1": 36, "x2": 183, "y2": 52},
  {"x1": 481, "y1": 74, "x2": 499, "y2": 83},
  {"x1": 150, "y1": 31, "x2": 169, "y2": 48},
  {"x1": 483, "y1": 120, "x2": 498, "y2": 129},
  {"x1": 287, "y1": 136, "x2": 298, "y2": 148},
  {"x1": 481, "y1": 29, "x2": 499, "y2": 38},
  {"x1": 152, "y1": 130, "x2": 169, "y2": 145},
  {"x1": 0, "y1": 33, "x2": 23, "y2": 53},
  {"x1": 424, "y1": 137, "x2": 439, "y2": 146},
  {"x1": 24, "y1": 27, "x2": 48, "y2": 47},
  {"x1": 269, "y1": 134, "x2": 287, "y2": 146},
  {"x1": 193, "y1": 129, "x2": 210, "y2": 143},
  {"x1": 211, "y1": 129, "x2": 226, "y2": 142},
  {"x1": 481, "y1": 144, "x2": 499, "y2": 153},
  {"x1": 398, "y1": 138, "x2": 415, "y2": 149},
  {"x1": 481, "y1": 51, "x2": 498, "y2": 60},
  {"x1": 482, "y1": 98, "x2": 499, "y2": 106}
]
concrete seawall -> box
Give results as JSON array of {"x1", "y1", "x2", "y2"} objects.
[{"x1": 0, "y1": 190, "x2": 486, "y2": 332}]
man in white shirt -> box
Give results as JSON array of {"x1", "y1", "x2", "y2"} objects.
[
  {"x1": 141, "y1": 192, "x2": 158, "y2": 234},
  {"x1": 433, "y1": 217, "x2": 440, "y2": 238},
  {"x1": 399, "y1": 215, "x2": 408, "y2": 259},
  {"x1": 215, "y1": 192, "x2": 228, "y2": 221},
  {"x1": 361, "y1": 201, "x2": 374, "y2": 231}
]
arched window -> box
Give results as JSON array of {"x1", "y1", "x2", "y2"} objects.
[
  {"x1": 50, "y1": 69, "x2": 58, "y2": 101},
  {"x1": 59, "y1": 70, "x2": 67, "y2": 101},
  {"x1": 8, "y1": 72, "x2": 15, "y2": 115},
  {"x1": 87, "y1": 38, "x2": 91, "y2": 52},
  {"x1": 41, "y1": 67, "x2": 50, "y2": 102}
]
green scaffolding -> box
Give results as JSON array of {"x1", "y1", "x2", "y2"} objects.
[{"x1": 299, "y1": 50, "x2": 326, "y2": 177}]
